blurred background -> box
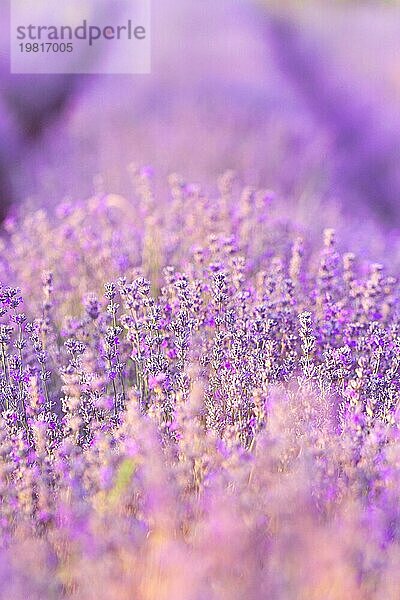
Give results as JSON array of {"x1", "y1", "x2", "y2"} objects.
[{"x1": 1, "y1": 0, "x2": 400, "y2": 244}]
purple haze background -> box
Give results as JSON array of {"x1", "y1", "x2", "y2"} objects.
[{"x1": 3, "y1": 1, "x2": 400, "y2": 231}]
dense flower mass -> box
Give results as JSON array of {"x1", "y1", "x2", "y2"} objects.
[{"x1": 0, "y1": 171, "x2": 399, "y2": 598}]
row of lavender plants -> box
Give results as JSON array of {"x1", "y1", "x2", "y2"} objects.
[{"x1": 0, "y1": 170, "x2": 399, "y2": 598}]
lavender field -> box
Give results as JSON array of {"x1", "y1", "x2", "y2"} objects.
[{"x1": 1, "y1": 1, "x2": 400, "y2": 598}]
